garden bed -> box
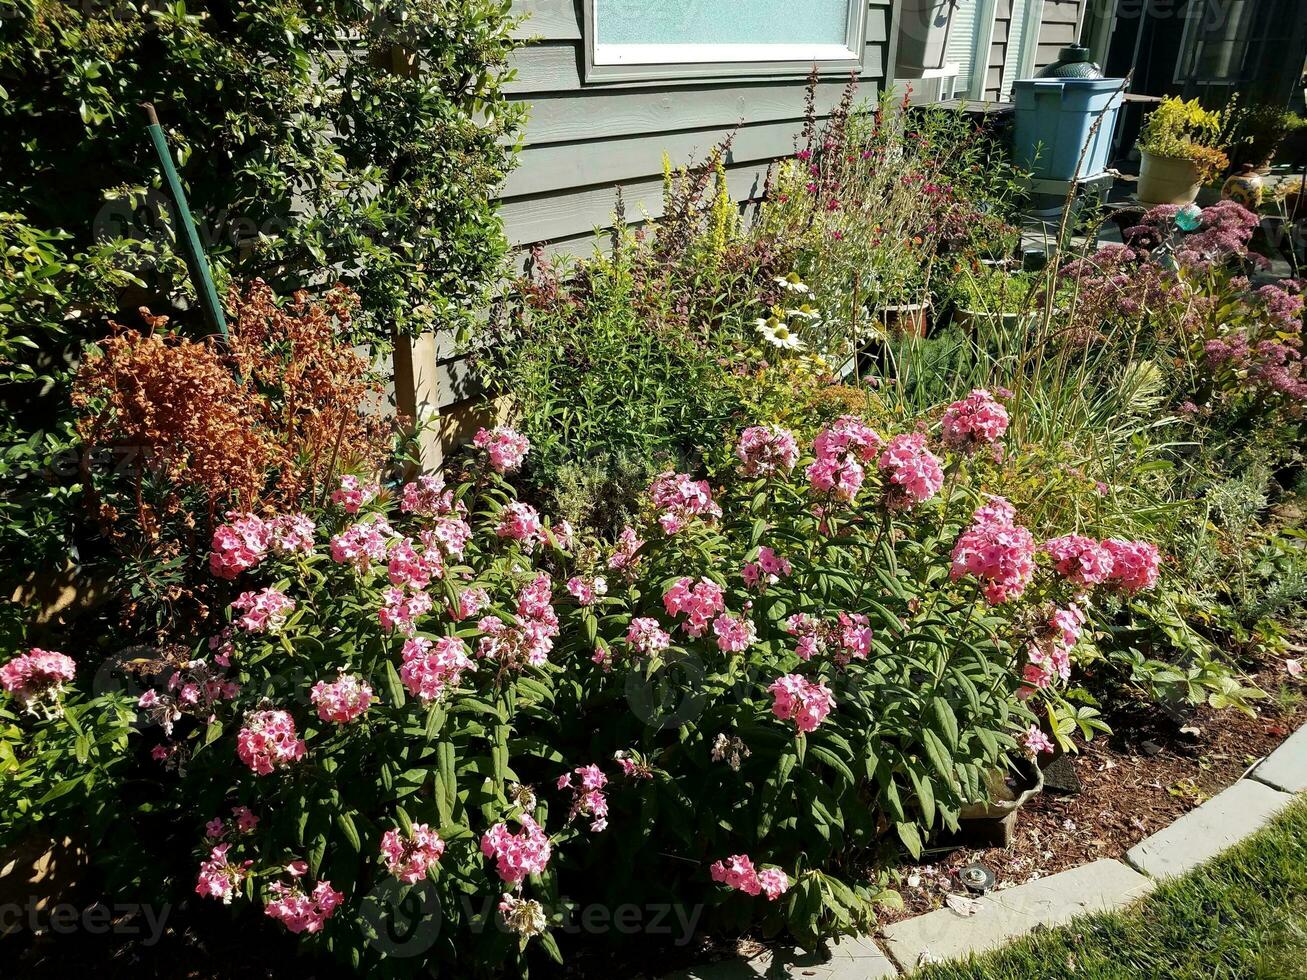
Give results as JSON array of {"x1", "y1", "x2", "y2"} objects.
[{"x1": 887, "y1": 660, "x2": 1307, "y2": 922}]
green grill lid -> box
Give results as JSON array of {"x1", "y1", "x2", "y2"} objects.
[{"x1": 1035, "y1": 45, "x2": 1104, "y2": 79}]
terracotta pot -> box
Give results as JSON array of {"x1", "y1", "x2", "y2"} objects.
[
  {"x1": 1137, "y1": 149, "x2": 1203, "y2": 207},
  {"x1": 876, "y1": 302, "x2": 930, "y2": 338},
  {"x1": 954, "y1": 309, "x2": 1041, "y2": 334}
]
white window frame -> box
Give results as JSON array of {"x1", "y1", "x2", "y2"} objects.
[{"x1": 583, "y1": 0, "x2": 869, "y2": 84}]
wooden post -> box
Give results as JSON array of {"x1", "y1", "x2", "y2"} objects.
[{"x1": 391, "y1": 330, "x2": 444, "y2": 474}]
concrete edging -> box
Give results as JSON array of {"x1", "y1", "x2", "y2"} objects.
[{"x1": 663, "y1": 718, "x2": 1306, "y2": 978}]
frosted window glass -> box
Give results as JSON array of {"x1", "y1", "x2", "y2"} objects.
[{"x1": 596, "y1": 0, "x2": 851, "y2": 46}]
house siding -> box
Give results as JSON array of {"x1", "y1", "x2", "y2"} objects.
[
  {"x1": 985, "y1": 0, "x2": 1083, "y2": 100},
  {"x1": 501, "y1": 0, "x2": 897, "y2": 258}
]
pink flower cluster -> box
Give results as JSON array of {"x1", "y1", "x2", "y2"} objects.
[
  {"x1": 195, "y1": 843, "x2": 252, "y2": 904},
  {"x1": 566, "y1": 575, "x2": 607, "y2": 606},
  {"x1": 209, "y1": 512, "x2": 272, "y2": 579},
  {"x1": 474, "y1": 425, "x2": 530, "y2": 474},
  {"x1": 1024, "y1": 604, "x2": 1085, "y2": 692},
  {"x1": 769, "y1": 674, "x2": 834, "y2": 733},
  {"x1": 950, "y1": 498, "x2": 1037, "y2": 604},
  {"x1": 709, "y1": 854, "x2": 790, "y2": 900},
  {"x1": 663, "y1": 577, "x2": 726, "y2": 636},
  {"x1": 496, "y1": 501, "x2": 545, "y2": 551},
  {"x1": 231, "y1": 587, "x2": 295, "y2": 633},
  {"x1": 481, "y1": 815, "x2": 552, "y2": 884},
  {"x1": 270, "y1": 514, "x2": 316, "y2": 554},
  {"x1": 785, "y1": 611, "x2": 874, "y2": 666},
  {"x1": 330, "y1": 474, "x2": 379, "y2": 514},
  {"x1": 236, "y1": 709, "x2": 306, "y2": 775},
  {"x1": 205, "y1": 805, "x2": 260, "y2": 838},
  {"x1": 558, "y1": 764, "x2": 609, "y2": 832},
  {"x1": 265, "y1": 869, "x2": 344, "y2": 934},
  {"x1": 625, "y1": 617, "x2": 672, "y2": 655},
  {"x1": 0, "y1": 648, "x2": 75, "y2": 704},
  {"x1": 735, "y1": 425, "x2": 800, "y2": 477},
  {"x1": 742, "y1": 546, "x2": 792, "y2": 590},
  {"x1": 806, "y1": 415, "x2": 883, "y2": 501},
  {"x1": 330, "y1": 517, "x2": 394, "y2": 573},
  {"x1": 453, "y1": 586, "x2": 490, "y2": 621},
  {"x1": 400, "y1": 636, "x2": 474, "y2": 702},
  {"x1": 1101, "y1": 538, "x2": 1161, "y2": 593},
  {"x1": 397, "y1": 475, "x2": 473, "y2": 559},
  {"x1": 607, "y1": 526, "x2": 644, "y2": 577},
  {"x1": 648, "y1": 471, "x2": 722, "y2": 535},
  {"x1": 878, "y1": 432, "x2": 944, "y2": 510},
  {"x1": 1023, "y1": 725, "x2": 1055, "y2": 756},
  {"x1": 388, "y1": 537, "x2": 443, "y2": 590},
  {"x1": 380, "y1": 824, "x2": 446, "y2": 884},
  {"x1": 476, "y1": 574, "x2": 559, "y2": 669},
  {"x1": 379, "y1": 586, "x2": 433, "y2": 635},
  {"x1": 310, "y1": 673, "x2": 375, "y2": 724},
  {"x1": 713, "y1": 613, "x2": 758, "y2": 653},
  {"x1": 941, "y1": 389, "x2": 1009, "y2": 451},
  {"x1": 399, "y1": 474, "x2": 453, "y2": 515},
  {"x1": 138, "y1": 659, "x2": 239, "y2": 736},
  {"x1": 1042, "y1": 534, "x2": 1114, "y2": 586}
]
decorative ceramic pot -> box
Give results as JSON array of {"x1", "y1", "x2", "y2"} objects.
[
  {"x1": 1137, "y1": 149, "x2": 1202, "y2": 207},
  {"x1": 955, "y1": 757, "x2": 1045, "y2": 849},
  {"x1": 1221, "y1": 164, "x2": 1265, "y2": 210}
]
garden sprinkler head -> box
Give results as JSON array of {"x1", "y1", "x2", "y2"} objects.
[{"x1": 959, "y1": 862, "x2": 996, "y2": 894}]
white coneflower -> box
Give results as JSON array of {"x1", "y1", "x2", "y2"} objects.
[
  {"x1": 775, "y1": 272, "x2": 810, "y2": 293},
  {"x1": 756, "y1": 316, "x2": 805, "y2": 351}
]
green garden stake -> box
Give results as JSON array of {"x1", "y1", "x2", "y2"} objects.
[{"x1": 141, "y1": 102, "x2": 228, "y2": 341}]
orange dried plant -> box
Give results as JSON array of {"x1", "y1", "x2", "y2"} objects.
[
  {"x1": 225, "y1": 280, "x2": 395, "y2": 507},
  {"x1": 71, "y1": 311, "x2": 274, "y2": 524}
]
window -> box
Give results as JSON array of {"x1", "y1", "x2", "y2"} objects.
[{"x1": 584, "y1": 0, "x2": 869, "y2": 83}]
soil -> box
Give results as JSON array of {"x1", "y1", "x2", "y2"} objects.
[{"x1": 882, "y1": 662, "x2": 1307, "y2": 924}]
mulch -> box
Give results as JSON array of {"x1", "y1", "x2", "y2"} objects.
[{"x1": 884, "y1": 662, "x2": 1307, "y2": 922}]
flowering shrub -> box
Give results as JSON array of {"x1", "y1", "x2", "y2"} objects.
[{"x1": 1, "y1": 404, "x2": 1167, "y2": 969}]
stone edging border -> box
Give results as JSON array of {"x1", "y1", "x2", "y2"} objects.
[{"x1": 664, "y1": 720, "x2": 1307, "y2": 979}]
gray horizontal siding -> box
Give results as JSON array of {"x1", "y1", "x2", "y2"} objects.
[
  {"x1": 985, "y1": 0, "x2": 1083, "y2": 101},
  {"x1": 502, "y1": 0, "x2": 897, "y2": 248}
]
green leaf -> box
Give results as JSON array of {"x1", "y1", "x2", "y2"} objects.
[
  {"x1": 920, "y1": 729, "x2": 955, "y2": 786},
  {"x1": 930, "y1": 697, "x2": 960, "y2": 752},
  {"x1": 895, "y1": 821, "x2": 923, "y2": 859},
  {"x1": 383, "y1": 661, "x2": 407, "y2": 708},
  {"x1": 336, "y1": 811, "x2": 361, "y2": 853},
  {"x1": 907, "y1": 767, "x2": 936, "y2": 827}
]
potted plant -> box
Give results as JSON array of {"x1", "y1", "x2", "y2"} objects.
[
  {"x1": 950, "y1": 266, "x2": 1045, "y2": 333},
  {"x1": 1136, "y1": 96, "x2": 1230, "y2": 206},
  {"x1": 1227, "y1": 104, "x2": 1307, "y2": 172},
  {"x1": 955, "y1": 756, "x2": 1045, "y2": 848}
]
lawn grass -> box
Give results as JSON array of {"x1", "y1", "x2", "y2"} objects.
[{"x1": 913, "y1": 797, "x2": 1307, "y2": 979}]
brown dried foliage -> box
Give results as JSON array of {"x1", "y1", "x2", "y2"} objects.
[
  {"x1": 73, "y1": 281, "x2": 397, "y2": 523},
  {"x1": 72, "y1": 312, "x2": 274, "y2": 525},
  {"x1": 225, "y1": 280, "x2": 394, "y2": 508}
]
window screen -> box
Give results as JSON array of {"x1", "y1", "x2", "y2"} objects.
[
  {"x1": 942, "y1": 0, "x2": 981, "y2": 93},
  {"x1": 589, "y1": 0, "x2": 865, "y2": 73},
  {"x1": 594, "y1": 0, "x2": 852, "y2": 47}
]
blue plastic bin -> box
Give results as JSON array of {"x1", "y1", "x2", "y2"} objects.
[{"x1": 1012, "y1": 78, "x2": 1124, "y2": 181}]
